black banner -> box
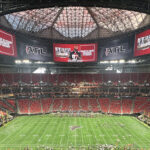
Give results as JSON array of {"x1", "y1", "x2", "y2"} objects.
[
  {"x1": 16, "y1": 34, "x2": 53, "y2": 61},
  {"x1": 99, "y1": 35, "x2": 134, "y2": 61}
]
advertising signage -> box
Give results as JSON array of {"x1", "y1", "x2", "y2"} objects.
[
  {"x1": 0, "y1": 29, "x2": 17, "y2": 57},
  {"x1": 134, "y1": 29, "x2": 150, "y2": 57},
  {"x1": 16, "y1": 35, "x2": 53, "y2": 61},
  {"x1": 100, "y1": 35, "x2": 134, "y2": 60},
  {"x1": 53, "y1": 43, "x2": 97, "y2": 62}
]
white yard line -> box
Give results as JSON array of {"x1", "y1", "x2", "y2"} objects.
[
  {"x1": 84, "y1": 117, "x2": 91, "y2": 145},
  {"x1": 36, "y1": 118, "x2": 51, "y2": 145},
  {"x1": 109, "y1": 117, "x2": 128, "y2": 147},
  {"x1": 45, "y1": 117, "x2": 58, "y2": 145},
  {"x1": 66, "y1": 117, "x2": 70, "y2": 147},
  {"x1": 51, "y1": 117, "x2": 63, "y2": 147},
  {"x1": 121, "y1": 117, "x2": 149, "y2": 148},
  {"x1": 79, "y1": 117, "x2": 84, "y2": 145},
  {"x1": 75, "y1": 117, "x2": 76, "y2": 146},
  {"x1": 93, "y1": 119, "x2": 107, "y2": 144},
  {"x1": 0, "y1": 117, "x2": 32, "y2": 144},
  {"x1": 99, "y1": 118, "x2": 114, "y2": 144},
  {"x1": 60, "y1": 118, "x2": 65, "y2": 145},
  {"x1": 88, "y1": 118, "x2": 98, "y2": 145}
]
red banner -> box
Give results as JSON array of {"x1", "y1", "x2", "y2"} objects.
[
  {"x1": 134, "y1": 29, "x2": 150, "y2": 57},
  {"x1": 53, "y1": 43, "x2": 97, "y2": 62},
  {"x1": 0, "y1": 29, "x2": 17, "y2": 57}
]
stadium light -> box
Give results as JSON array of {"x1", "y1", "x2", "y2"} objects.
[
  {"x1": 34, "y1": 61, "x2": 43, "y2": 64},
  {"x1": 110, "y1": 60, "x2": 118, "y2": 64},
  {"x1": 22, "y1": 59, "x2": 32, "y2": 64},
  {"x1": 47, "y1": 62, "x2": 55, "y2": 64},
  {"x1": 119, "y1": 60, "x2": 125, "y2": 63},
  {"x1": 128, "y1": 60, "x2": 136, "y2": 64},
  {"x1": 15, "y1": 60, "x2": 21, "y2": 64},
  {"x1": 100, "y1": 61, "x2": 109, "y2": 64},
  {"x1": 33, "y1": 67, "x2": 46, "y2": 74}
]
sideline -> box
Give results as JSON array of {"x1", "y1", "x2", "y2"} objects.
[{"x1": 132, "y1": 117, "x2": 150, "y2": 129}]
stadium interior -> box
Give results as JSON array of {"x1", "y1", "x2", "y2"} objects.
[{"x1": 0, "y1": 0, "x2": 150, "y2": 149}]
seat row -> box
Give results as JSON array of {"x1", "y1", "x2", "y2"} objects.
[{"x1": 17, "y1": 98, "x2": 150, "y2": 115}]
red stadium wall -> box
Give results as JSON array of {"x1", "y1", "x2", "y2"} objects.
[
  {"x1": 16, "y1": 98, "x2": 150, "y2": 115},
  {"x1": 0, "y1": 73, "x2": 150, "y2": 115}
]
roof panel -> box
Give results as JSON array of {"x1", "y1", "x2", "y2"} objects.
[{"x1": 2, "y1": 6, "x2": 149, "y2": 38}]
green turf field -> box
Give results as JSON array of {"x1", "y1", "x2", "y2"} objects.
[{"x1": 0, "y1": 115, "x2": 150, "y2": 150}]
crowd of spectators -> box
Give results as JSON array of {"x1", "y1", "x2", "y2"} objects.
[
  {"x1": 0, "y1": 79, "x2": 150, "y2": 99},
  {"x1": 138, "y1": 114, "x2": 150, "y2": 126}
]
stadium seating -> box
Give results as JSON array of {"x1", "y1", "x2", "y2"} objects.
[
  {"x1": 71, "y1": 99, "x2": 80, "y2": 111},
  {"x1": 61, "y1": 99, "x2": 71, "y2": 112},
  {"x1": 133, "y1": 98, "x2": 147, "y2": 113},
  {"x1": 0, "y1": 100, "x2": 15, "y2": 113},
  {"x1": 98, "y1": 98, "x2": 110, "y2": 113},
  {"x1": 52, "y1": 99, "x2": 62, "y2": 112},
  {"x1": 109, "y1": 100, "x2": 121, "y2": 114},
  {"x1": 18, "y1": 100, "x2": 29, "y2": 114},
  {"x1": 42, "y1": 98, "x2": 53, "y2": 113},
  {"x1": 1, "y1": 73, "x2": 150, "y2": 85},
  {"x1": 89, "y1": 99, "x2": 99, "y2": 112},
  {"x1": 0, "y1": 73, "x2": 150, "y2": 115},
  {"x1": 80, "y1": 99, "x2": 89, "y2": 111},
  {"x1": 16, "y1": 97, "x2": 150, "y2": 115},
  {"x1": 122, "y1": 99, "x2": 132, "y2": 114},
  {"x1": 7, "y1": 99, "x2": 16, "y2": 108},
  {"x1": 30, "y1": 100, "x2": 41, "y2": 114}
]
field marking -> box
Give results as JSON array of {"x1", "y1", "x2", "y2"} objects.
[
  {"x1": 75, "y1": 117, "x2": 77, "y2": 146},
  {"x1": 93, "y1": 120, "x2": 107, "y2": 144},
  {"x1": 99, "y1": 134, "x2": 105, "y2": 136},
  {"x1": 133, "y1": 117, "x2": 150, "y2": 129},
  {"x1": 79, "y1": 117, "x2": 84, "y2": 145},
  {"x1": 66, "y1": 118, "x2": 69, "y2": 147},
  {"x1": 83, "y1": 117, "x2": 91, "y2": 145},
  {"x1": 33, "y1": 135, "x2": 39, "y2": 136},
  {"x1": 45, "y1": 118, "x2": 57, "y2": 144},
  {"x1": 46, "y1": 134, "x2": 51, "y2": 137},
  {"x1": 73, "y1": 134, "x2": 78, "y2": 136},
  {"x1": 88, "y1": 118, "x2": 99, "y2": 144},
  {"x1": 60, "y1": 118, "x2": 67, "y2": 145},
  {"x1": 0, "y1": 115, "x2": 150, "y2": 149},
  {"x1": 27, "y1": 118, "x2": 45, "y2": 145},
  {"x1": 114, "y1": 117, "x2": 142, "y2": 148},
  {"x1": 112, "y1": 135, "x2": 118, "y2": 137},
  {"x1": 123, "y1": 117, "x2": 150, "y2": 147},
  {"x1": 35, "y1": 118, "x2": 52, "y2": 144},
  {"x1": 86, "y1": 135, "x2": 92, "y2": 136},
  {"x1": 97, "y1": 118, "x2": 114, "y2": 145},
  {"x1": 51, "y1": 117, "x2": 63, "y2": 145},
  {"x1": 109, "y1": 117, "x2": 124, "y2": 146},
  {"x1": 20, "y1": 134, "x2": 26, "y2": 136},
  {"x1": 0, "y1": 117, "x2": 33, "y2": 144}
]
